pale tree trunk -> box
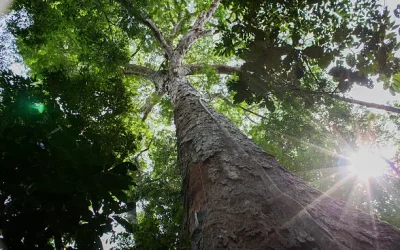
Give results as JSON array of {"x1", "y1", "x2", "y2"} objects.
[{"x1": 168, "y1": 75, "x2": 400, "y2": 250}]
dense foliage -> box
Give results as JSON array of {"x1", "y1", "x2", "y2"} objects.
[
  {"x1": 0, "y1": 71, "x2": 138, "y2": 249},
  {"x1": 219, "y1": 0, "x2": 400, "y2": 110}
]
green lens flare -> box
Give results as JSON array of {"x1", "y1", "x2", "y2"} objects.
[{"x1": 31, "y1": 103, "x2": 45, "y2": 113}]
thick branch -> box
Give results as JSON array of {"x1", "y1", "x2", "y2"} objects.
[
  {"x1": 167, "y1": 14, "x2": 193, "y2": 45},
  {"x1": 174, "y1": 0, "x2": 221, "y2": 63},
  {"x1": 124, "y1": 64, "x2": 156, "y2": 79},
  {"x1": 117, "y1": 1, "x2": 172, "y2": 56},
  {"x1": 142, "y1": 18, "x2": 173, "y2": 57},
  {"x1": 299, "y1": 60, "x2": 400, "y2": 114},
  {"x1": 125, "y1": 63, "x2": 400, "y2": 114},
  {"x1": 125, "y1": 63, "x2": 240, "y2": 77},
  {"x1": 124, "y1": 64, "x2": 166, "y2": 93},
  {"x1": 192, "y1": 0, "x2": 221, "y2": 29},
  {"x1": 292, "y1": 88, "x2": 400, "y2": 114},
  {"x1": 182, "y1": 64, "x2": 240, "y2": 75},
  {"x1": 330, "y1": 95, "x2": 400, "y2": 114}
]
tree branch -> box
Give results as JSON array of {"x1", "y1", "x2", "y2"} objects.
[
  {"x1": 140, "y1": 93, "x2": 163, "y2": 121},
  {"x1": 167, "y1": 13, "x2": 193, "y2": 45},
  {"x1": 124, "y1": 64, "x2": 156, "y2": 79},
  {"x1": 134, "y1": 138, "x2": 153, "y2": 166},
  {"x1": 192, "y1": 0, "x2": 221, "y2": 29},
  {"x1": 131, "y1": 44, "x2": 142, "y2": 58},
  {"x1": 290, "y1": 87, "x2": 400, "y2": 115},
  {"x1": 174, "y1": 0, "x2": 221, "y2": 63},
  {"x1": 124, "y1": 63, "x2": 399, "y2": 115},
  {"x1": 124, "y1": 64, "x2": 166, "y2": 93},
  {"x1": 329, "y1": 95, "x2": 400, "y2": 114},
  {"x1": 125, "y1": 63, "x2": 240, "y2": 77},
  {"x1": 302, "y1": 56, "x2": 396, "y2": 114},
  {"x1": 117, "y1": 0, "x2": 172, "y2": 55},
  {"x1": 142, "y1": 18, "x2": 173, "y2": 57},
  {"x1": 380, "y1": 156, "x2": 400, "y2": 175},
  {"x1": 97, "y1": 1, "x2": 116, "y2": 42},
  {"x1": 182, "y1": 64, "x2": 241, "y2": 75}
]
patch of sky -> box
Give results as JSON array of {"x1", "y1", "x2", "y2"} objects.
[
  {"x1": 0, "y1": 10, "x2": 31, "y2": 75},
  {"x1": 348, "y1": 0, "x2": 400, "y2": 105}
]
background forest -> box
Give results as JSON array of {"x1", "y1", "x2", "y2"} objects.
[{"x1": 1, "y1": 0, "x2": 400, "y2": 249}]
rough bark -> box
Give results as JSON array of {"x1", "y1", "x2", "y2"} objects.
[{"x1": 168, "y1": 74, "x2": 400, "y2": 250}]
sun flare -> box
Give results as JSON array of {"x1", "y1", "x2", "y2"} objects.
[{"x1": 347, "y1": 147, "x2": 389, "y2": 179}]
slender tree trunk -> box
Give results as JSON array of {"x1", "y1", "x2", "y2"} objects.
[{"x1": 168, "y1": 75, "x2": 400, "y2": 250}]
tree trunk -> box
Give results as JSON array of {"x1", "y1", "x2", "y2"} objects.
[{"x1": 168, "y1": 75, "x2": 400, "y2": 250}]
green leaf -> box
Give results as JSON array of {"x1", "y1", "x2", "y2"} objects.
[
  {"x1": 318, "y1": 54, "x2": 333, "y2": 69},
  {"x1": 389, "y1": 86, "x2": 396, "y2": 96},
  {"x1": 391, "y1": 73, "x2": 400, "y2": 92},
  {"x1": 233, "y1": 92, "x2": 246, "y2": 104},
  {"x1": 346, "y1": 54, "x2": 356, "y2": 67},
  {"x1": 261, "y1": 98, "x2": 276, "y2": 112},
  {"x1": 303, "y1": 45, "x2": 324, "y2": 58}
]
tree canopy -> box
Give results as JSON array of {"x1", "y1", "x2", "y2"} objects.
[
  {"x1": 1, "y1": 0, "x2": 400, "y2": 249},
  {"x1": 0, "y1": 70, "x2": 139, "y2": 249}
]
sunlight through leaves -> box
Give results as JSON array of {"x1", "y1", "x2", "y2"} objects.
[{"x1": 348, "y1": 147, "x2": 389, "y2": 179}]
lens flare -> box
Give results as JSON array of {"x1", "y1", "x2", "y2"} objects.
[
  {"x1": 348, "y1": 147, "x2": 388, "y2": 179},
  {"x1": 31, "y1": 103, "x2": 45, "y2": 113}
]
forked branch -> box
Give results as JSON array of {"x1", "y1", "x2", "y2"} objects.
[
  {"x1": 167, "y1": 13, "x2": 193, "y2": 45},
  {"x1": 175, "y1": 0, "x2": 221, "y2": 62},
  {"x1": 192, "y1": 0, "x2": 221, "y2": 29}
]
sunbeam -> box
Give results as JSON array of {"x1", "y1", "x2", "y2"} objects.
[
  {"x1": 347, "y1": 147, "x2": 389, "y2": 179},
  {"x1": 283, "y1": 173, "x2": 356, "y2": 227},
  {"x1": 365, "y1": 181, "x2": 380, "y2": 249}
]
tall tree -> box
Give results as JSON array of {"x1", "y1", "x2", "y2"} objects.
[{"x1": 6, "y1": 0, "x2": 400, "y2": 249}]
